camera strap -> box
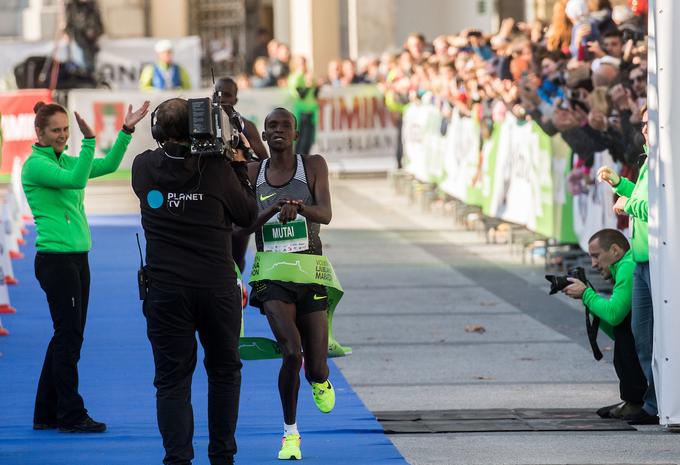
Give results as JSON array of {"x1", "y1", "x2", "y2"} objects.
[
  {"x1": 585, "y1": 307, "x2": 603, "y2": 361},
  {"x1": 584, "y1": 278, "x2": 603, "y2": 361}
]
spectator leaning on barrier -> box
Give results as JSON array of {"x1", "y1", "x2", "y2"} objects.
[
  {"x1": 139, "y1": 40, "x2": 192, "y2": 91},
  {"x1": 597, "y1": 106, "x2": 657, "y2": 425},
  {"x1": 562, "y1": 229, "x2": 647, "y2": 420},
  {"x1": 22, "y1": 100, "x2": 150, "y2": 433}
]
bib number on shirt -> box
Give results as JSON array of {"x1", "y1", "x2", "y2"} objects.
[{"x1": 262, "y1": 215, "x2": 309, "y2": 252}]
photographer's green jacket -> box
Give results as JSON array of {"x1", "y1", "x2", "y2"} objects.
[
  {"x1": 614, "y1": 158, "x2": 648, "y2": 263},
  {"x1": 22, "y1": 131, "x2": 131, "y2": 253},
  {"x1": 581, "y1": 249, "x2": 635, "y2": 339}
]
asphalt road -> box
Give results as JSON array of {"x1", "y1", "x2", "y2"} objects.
[{"x1": 83, "y1": 177, "x2": 680, "y2": 465}]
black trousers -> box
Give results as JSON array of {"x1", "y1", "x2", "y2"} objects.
[
  {"x1": 613, "y1": 312, "x2": 647, "y2": 403},
  {"x1": 33, "y1": 252, "x2": 90, "y2": 426},
  {"x1": 295, "y1": 112, "x2": 315, "y2": 155},
  {"x1": 143, "y1": 281, "x2": 243, "y2": 465}
]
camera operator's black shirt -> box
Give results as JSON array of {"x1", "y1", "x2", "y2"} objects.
[{"x1": 132, "y1": 143, "x2": 257, "y2": 288}]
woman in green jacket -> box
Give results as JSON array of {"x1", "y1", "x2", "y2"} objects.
[
  {"x1": 597, "y1": 106, "x2": 658, "y2": 425},
  {"x1": 22, "y1": 100, "x2": 149, "y2": 433}
]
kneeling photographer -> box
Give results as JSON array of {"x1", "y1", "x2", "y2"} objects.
[
  {"x1": 561, "y1": 229, "x2": 647, "y2": 421},
  {"x1": 131, "y1": 97, "x2": 257, "y2": 465}
]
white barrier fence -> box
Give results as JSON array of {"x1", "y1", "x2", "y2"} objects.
[{"x1": 401, "y1": 103, "x2": 625, "y2": 245}]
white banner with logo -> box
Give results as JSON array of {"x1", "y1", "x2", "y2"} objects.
[
  {"x1": 486, "y1": 115, "x2": 551, "y2": 232},
  {"x1": 570, "y1": 150, "x2": 619, "y2": 251},
  {"x1": 316, "y1": 85, "x2": 397, "y2": 172},
  {"x1": 66, "y1": 84, "x2": 396, "y2": 173},
  {"x1": 440, "y1": 112, "x2": 481, "y2": 201},
  {"x1": 402, "y1": 103, "x2": 443, "y2": 183},
  {"x1": 0, "y1": 36, "x2": 201, "y2": 90},
  {"x1": 401, "y1": 103, "x2": 609, "y2": 243}
]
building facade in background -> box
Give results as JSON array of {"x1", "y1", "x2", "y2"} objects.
[{"x1": 0, "y1": 0, "x2": 626, "y2": 82}]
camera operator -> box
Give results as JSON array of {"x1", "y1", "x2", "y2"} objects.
[
  {"x1": 562, "y1": 229, "x2": 647, "y2": 420},
  {"x1": 131, "y1": 98, "x2": 257, "y2": 465}
]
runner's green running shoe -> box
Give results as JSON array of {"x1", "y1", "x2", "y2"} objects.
[
  {"x1": 278, "y1": 434, "x2": 301, "y2": 460},
  {"x1": 311, "y1": 380, "x2": 335, "y2": 413}
]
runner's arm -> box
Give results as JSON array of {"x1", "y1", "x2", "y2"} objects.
[
  {"x1": 244, "y1": 119, "x2": 269, "y2": 159},
  {"x1": 294, "y1": 154, "x2": 332, "y2": 224},
  {"x1": 234, "y1": 161, "x2": 280, "y2": 236}
]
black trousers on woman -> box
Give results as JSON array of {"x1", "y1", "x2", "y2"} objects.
[{"x1": 33, "y1": 252, "x2": 90, "y2": 427}]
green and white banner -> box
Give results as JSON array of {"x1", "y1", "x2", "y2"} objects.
[{"x1": 401, "y1": 103, "x2": 595, "y2": 244}]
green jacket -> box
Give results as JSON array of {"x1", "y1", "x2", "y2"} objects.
[
  {"x1": 22, "y1": 131, "x2": 131, "y2": 252},
  {"x1": 581, "y1": 249, "x2": 635, "y2": 339},
  {"x1": 288, "y1": 71, "x2": 319, "y2": 124},
  {"x1": 614, "y1": 160, "x2": 648, "y2": 262}
]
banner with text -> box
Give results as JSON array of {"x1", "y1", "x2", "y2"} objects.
[
  {"x1": 0, "y1": 89, "x2": 53, "y2": 172},
  {"x1": 65, "y1": 85, "x2": 395, "y2": 173},
  {"x1": 402, "y1": 102, "x2": 602, "y2": 244}
]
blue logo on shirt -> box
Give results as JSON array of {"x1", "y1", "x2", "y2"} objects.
[{"x1": 147, "y1": 190, "x2": 164, "y2": 209}]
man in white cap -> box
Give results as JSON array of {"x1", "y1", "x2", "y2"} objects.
[{"x1": 139, "y1": 40, "x2": 192, "y2": 90}]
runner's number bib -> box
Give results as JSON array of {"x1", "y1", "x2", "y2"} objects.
[{"x1": 261, "y1": 215, "x2": 309, "y2": 252}]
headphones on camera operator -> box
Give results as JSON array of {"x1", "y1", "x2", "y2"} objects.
[
  {"x1": 150, "y1": 99, "x2": 173, "y2": 145},
  {"x1": 150, "y1": 96, "x2": 246, "y2": 160}
]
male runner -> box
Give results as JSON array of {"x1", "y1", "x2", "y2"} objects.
[
  {"x1": 215, "y1": 76, "x2": 269, "y2": 272},
  {"x1": 238, "y1": 107, "x2": 336, "y2": 460}
]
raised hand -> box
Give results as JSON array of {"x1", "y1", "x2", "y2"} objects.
[
  {"x1": 74, "y1": 111, "x2": 95, "y2": 138},
  {"x1": 124, "y1": 100, "x2": 151, "y2": 129},
  {"x1": 597, "y1": 166, "x2": 621, "y2": 187}
]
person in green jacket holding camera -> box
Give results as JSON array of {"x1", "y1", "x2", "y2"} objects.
[
  {"x1": 22, "y1": 99, "x2": 149, "y2": 433},
  {"x1": 563, "y1": 229, "x2": 647, "y2": 420},
  {"x1": 597, "y1": 106, "x2": 658, "y2": 425}
]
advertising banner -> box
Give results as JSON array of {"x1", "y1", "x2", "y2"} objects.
[
  {"x1": 0, "y1": 89, "x2": 53, "y2": 172},
  {"x1": 570, "y1": 150, "x2": 618, "y2": 251},
  {"x1": 66, "y1": 85, "x2": 396, "y2": 173},
  {"x1": 402, "y1": 103, "x2": 599, "y2": 244}
]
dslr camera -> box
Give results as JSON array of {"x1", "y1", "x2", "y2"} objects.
[
  {"x1": 620, "y1": 26, "x2": 645, "y2": 44},
  {"x1": 187, "y1": 89, "x2": 244, "y2": 160},
  {"x1": 545, "y1": 266, "x2": 587, "y2": 295}
]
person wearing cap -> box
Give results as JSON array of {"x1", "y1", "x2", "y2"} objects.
[{"x1": 139, "y1": 40, "x2": 192, "y2": 91}]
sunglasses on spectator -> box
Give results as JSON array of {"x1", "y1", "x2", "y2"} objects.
[{"x1": 630, "y1": 75, "x2": 646, "y2": 83}]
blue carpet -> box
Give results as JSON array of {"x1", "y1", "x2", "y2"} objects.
[{"x1": 0, "y1": 215, "x2": 406, "y2": 465}]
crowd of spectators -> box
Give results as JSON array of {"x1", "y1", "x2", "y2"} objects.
[
  {"x1": 380, "y1": 0, "x2": 648, "y2": 184},
  {"x1": 241, "y1": 0, "x2": 649, "y2": 188}
]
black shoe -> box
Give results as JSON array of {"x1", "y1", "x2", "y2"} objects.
[
  {"x1": 33, "y1": 422, "x2": 57, "y2": 430},
  {"x1": 624, "y1": 409, "x2": 659, "y2": 425},
  {"x1": 596, "y1": 402, "x2": 623, "y2": 418},
  {"x1": 58, "y1": 416, "x2": 107, "y2": 433}
]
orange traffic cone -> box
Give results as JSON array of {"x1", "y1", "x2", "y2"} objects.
[
  {"x1": 0, "y1": 266, "x2": 17, "y2": 314},
  {"x1": 0, "y1": 231, "x2": 18, "y2": 285}
]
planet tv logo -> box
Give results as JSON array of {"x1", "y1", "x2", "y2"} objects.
[{"x1": 147, "y1": 190, "x2": 163, "y2": 209}]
